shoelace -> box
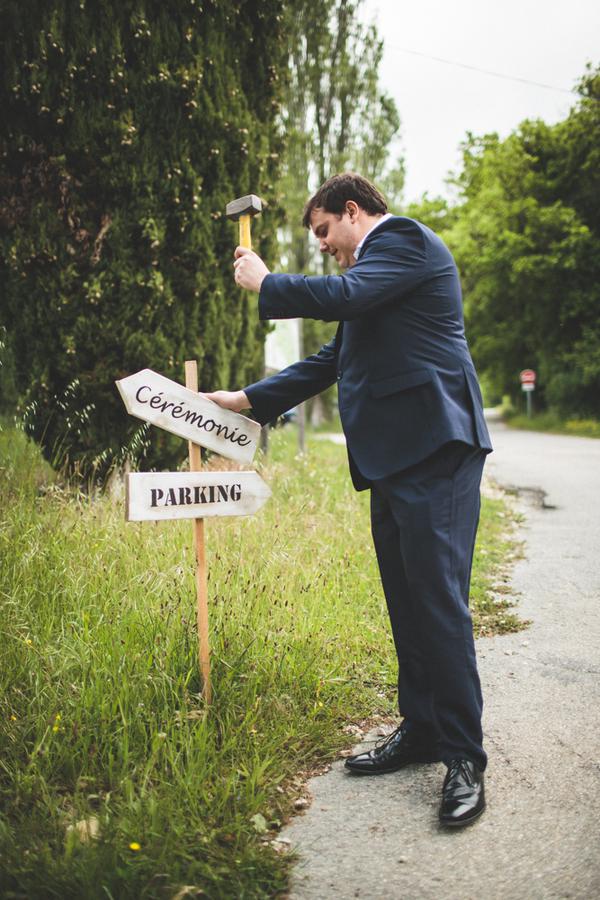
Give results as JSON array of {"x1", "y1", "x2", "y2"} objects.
[
  {"x1": 372, "y1": 725, "x2": 405, "y2": 754},
  {"x1": 445, "y1": 758, "x2": 475, "y2": 788}
]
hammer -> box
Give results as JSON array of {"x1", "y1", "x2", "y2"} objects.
[{"x1": 225, "y1": 194, "x2": 262, "y2": 250}]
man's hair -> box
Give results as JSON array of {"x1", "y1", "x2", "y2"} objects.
[{"x1": 302, "y1": 172, "x2": 388, "y2": 228}]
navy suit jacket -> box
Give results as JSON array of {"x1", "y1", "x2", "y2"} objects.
[{"x1": 244, "y1": 216, "x2": 492, "y2": 490}]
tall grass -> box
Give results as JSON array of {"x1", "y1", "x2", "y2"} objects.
[
  {"x1": 505, "y1": 410, "x2": 600, "y2": 439},
  {"x1": 0, "y1": 424, "x2": 520, "y2": 898}
]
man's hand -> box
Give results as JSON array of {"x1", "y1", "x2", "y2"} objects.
[
  {"x1": 234, "y1": 246, "x2": 270, "y2": 292},
  {"x1": 202, "y1": 389, "x2": 251, "y2": 413}
]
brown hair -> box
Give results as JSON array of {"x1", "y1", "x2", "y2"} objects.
[{"x1": 302, "y1": 172, "x2": 388, "y2": 228}]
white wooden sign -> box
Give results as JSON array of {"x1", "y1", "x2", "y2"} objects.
[
  {"x1": 117, "y1": 357, "x2": 271, "y2": 704},
  {"x1": 116, "y1": 369, "x2": 261, "y2": 463},
  {"x1": 126, "y1": 471, "x2": 271, "y2": 522}
]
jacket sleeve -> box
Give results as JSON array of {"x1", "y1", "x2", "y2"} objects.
[
  {"x1": 258, "y1": 223, "x2": 428, "y2": 323},
  {"x1": 244, "y1": 333, "x2": 338, "y2": 426}
]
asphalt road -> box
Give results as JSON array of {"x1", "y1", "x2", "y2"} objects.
[{"x1": 279, "y1": 420, "x2": 600, "y2": 900}]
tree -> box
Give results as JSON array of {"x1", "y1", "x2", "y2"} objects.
[
  {"x1": 0, "y1": 0, "x2": 287, "y2": 476},
  {"x1": 282, "y1": 0, "x2": 404, "y2": 268},
  {"x1": 277, "y1": 0, "x2": 404, "y2": 421},
  {"x1": 439, "y1": 66, "x2": 600, "y2": 416},
  {"x1": 403, "y1": 193, "x2": 459, "y2": 235}
]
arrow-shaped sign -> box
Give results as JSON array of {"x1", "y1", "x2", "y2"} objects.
[
  {"x1": 126, "y1": 470, "x2": 271, "y2": 522},
  {"x1": 116, "y1": 369, "x2": 261, "y2": 464}
]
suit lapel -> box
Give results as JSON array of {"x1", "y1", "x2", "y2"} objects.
[{"x1": 357, "y1": 216, "x2": 400, "y2": 260}]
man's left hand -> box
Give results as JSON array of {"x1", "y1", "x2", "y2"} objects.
[
  {"x1": 202, "y1": 389, "x2": 250, "y2": 413},
  {"x1": 234, "y1": 246, "x2": 270, "y2": 293}
]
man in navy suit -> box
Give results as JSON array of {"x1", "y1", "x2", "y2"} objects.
[{"x1": 206, "y1": 173, "x2": 492, "y2": 827}]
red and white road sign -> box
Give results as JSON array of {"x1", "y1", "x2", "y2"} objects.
[{"x1": 520, "y1": 369, "x2": 536, "y2": 385}]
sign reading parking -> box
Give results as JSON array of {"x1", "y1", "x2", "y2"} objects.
[{"x1": 126, "y1": 471, "x2": 271, "y2": 522}]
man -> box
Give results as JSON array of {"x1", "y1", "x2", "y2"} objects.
[{"x1": 206, "y1": 172, "x2": 492, "y2": 828}]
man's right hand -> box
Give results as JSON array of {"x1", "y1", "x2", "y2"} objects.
[{"x1": 202, "y1": 389, "x2": 251, "y2": 413}]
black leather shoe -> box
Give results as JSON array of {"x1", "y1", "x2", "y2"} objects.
[
  {"x1": 344, "y1": 723, "x2": 441, "y2": 775},
  {"x1": 439, "y1": 758, "x2": 485, "y2": 827}
]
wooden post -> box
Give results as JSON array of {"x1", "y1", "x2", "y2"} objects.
[{"x1": 184, "y1": 359, "x2": 211, "y2": 704}]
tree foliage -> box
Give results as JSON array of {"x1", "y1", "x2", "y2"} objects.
[
  {"x1": 408, "y1": 66, "x2": 600, "y2": 417},
  {"x1": 281, "y1": 0, "x2": 404, "y2": 275},
  {"x1": 0, "y1": 0, "x2": 287, "y2": 475},
  {"x1": 277, "y1": 0, "x2": 404, "y2": 420}
]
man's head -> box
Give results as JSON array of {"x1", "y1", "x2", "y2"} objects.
[{"x1": 302, "y1": 173, "x2": 388, "y2": 269}]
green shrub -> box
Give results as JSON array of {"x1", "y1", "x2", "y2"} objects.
[{"x1": 0, "y1": 0, "x2": 287, "y2": 477}]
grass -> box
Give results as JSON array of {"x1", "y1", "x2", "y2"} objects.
[
  {"x1": 504, "y1": 410, "x2": 600, "y2": 439},
  {"x1": 0, "y1": 422, "x2": 523, "y2": 898}
]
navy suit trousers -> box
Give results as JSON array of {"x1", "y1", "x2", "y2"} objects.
[{"x1": 369, "y1": 440, "x2": 487, "y2": 771}]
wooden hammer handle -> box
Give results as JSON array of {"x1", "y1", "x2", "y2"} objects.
[{"x1": 239, "y1": 215, "x2": 252, "y2": 250}]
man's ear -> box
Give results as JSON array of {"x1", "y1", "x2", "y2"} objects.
[{"x1": 345, "y1": 200, "x2": 360, "y2": 221}]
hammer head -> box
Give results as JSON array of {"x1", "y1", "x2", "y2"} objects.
[{"x1": 225, "y1": 194, "x2": 262, "y2": 221}]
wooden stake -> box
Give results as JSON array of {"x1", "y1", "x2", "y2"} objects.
[{"x1": 184, "y1": 360, "x2": 211, "y2": 704}]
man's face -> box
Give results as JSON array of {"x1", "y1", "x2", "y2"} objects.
[{"x1": 310, "y1": 205, "x2": 359, "y2": 269}]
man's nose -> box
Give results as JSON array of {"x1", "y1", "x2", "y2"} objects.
[{"x1": 319, "y1": 240, "x2": 328, "y2": 253}]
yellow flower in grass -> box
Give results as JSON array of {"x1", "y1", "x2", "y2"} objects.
[
  {"x1": 52, "y1": 712, "x2": 62, "y2": 733},
  {"x1": 129, "y1": 842, "x2": 141, "y2": 852}
]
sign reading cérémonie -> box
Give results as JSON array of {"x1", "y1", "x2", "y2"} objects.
[{"x1": 116, "y1": 369, "x2": 261, "y2": 463}]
